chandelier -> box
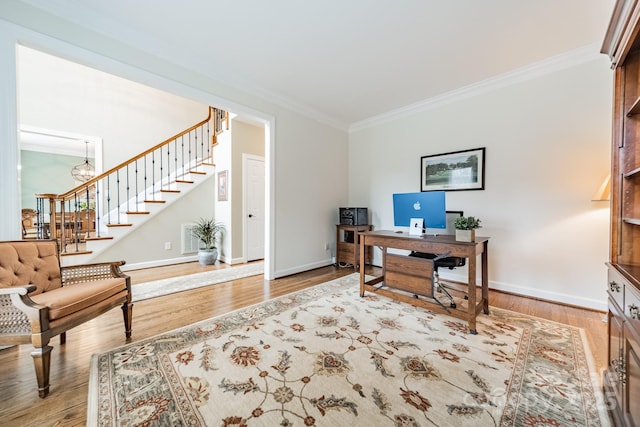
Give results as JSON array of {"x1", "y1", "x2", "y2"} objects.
[{"x1": 71, "y1": 141, "x2": 95, "y2": 182}]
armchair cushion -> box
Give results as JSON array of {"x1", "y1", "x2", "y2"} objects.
[
  {"x1": 0, "y1": 241, "x2": 62, "y2": 293},
  {"x1": 30, "y1": 278, "x2": 127, "y2": 321}
]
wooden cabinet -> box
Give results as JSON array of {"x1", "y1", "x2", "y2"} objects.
[
  {"x1": 605, "y1": 266, "x2": 640, "y2": 426},
  {"x1": 602, "y1": 2, "x2": 640, "y2": 424},
  {"x1": 336, "y1": 224, "x2": 372, "y2": 270}
]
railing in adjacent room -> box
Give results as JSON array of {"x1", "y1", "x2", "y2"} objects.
[{"x1": 33, "y1": 106, "x2": 229, "y2": 254}]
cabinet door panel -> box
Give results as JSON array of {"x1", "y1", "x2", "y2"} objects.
[
  {"x1": 610, "y1": 303, "x2": 624, "y2": 402},
  {"x1": 625, "y1": 323, "x2": 640, "y2": 427},
  {"x1": 605, "y1": 299, "x2": 624, "y2": 418}
]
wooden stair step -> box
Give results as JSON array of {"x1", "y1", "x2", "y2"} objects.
[
  {"x1": 189, "y1": 170, "x2": 206, "y2": 175},
  {"x1": 60, "y1": 250, "x2": 92, "y2": 257},
  {"x1": 143, "y1": 199, "x2": 166, "y2": 204},
  {"x1": 85, "y1": 236, "x2": 114, "y2": 241},
  {"x1": 126, "y1": 211, "x2": 150, "y2": 215},
  {"x1": 175, "y1": 179, "x2": 194, "y2": 184},
  {"x1": 160, "y1": 189, "x2": 180, "y2": 193},
  {"x1": 106, "y1": 223, "x2": 133, "y2": 228}
]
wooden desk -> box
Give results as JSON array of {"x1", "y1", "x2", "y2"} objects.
[{"x1": 359, "y1": 230, "x2": 489, "y2": 334}]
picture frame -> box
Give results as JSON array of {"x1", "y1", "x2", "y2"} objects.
[
  {"x1": 217, "y1": 170, "x2": 228, "y2": 201},
  {"x1": 420, "y1": 147, "x2": 485, "y2": 192}
]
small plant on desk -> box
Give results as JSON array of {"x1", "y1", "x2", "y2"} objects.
[{"x1": 454, "y1": 216, "x2": 481, "y2": 242}]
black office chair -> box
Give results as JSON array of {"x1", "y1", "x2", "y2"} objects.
[{"x1": 409, "y1": 211, "x2": 465, "y2": 308}]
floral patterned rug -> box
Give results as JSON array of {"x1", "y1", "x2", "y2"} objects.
[{"x1": 88, "y1": 273, "x2": 609, "y2": 426}]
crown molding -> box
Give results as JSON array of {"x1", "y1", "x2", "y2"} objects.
[{"x1": 348, "y1": 43, "x2": 605, "y2": 133}]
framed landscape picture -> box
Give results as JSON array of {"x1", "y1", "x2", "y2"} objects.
[
  {"x1": 217, "y1": 170, "x2": 228, "y2": 201},
  {"x1": 420, "y1": 147, "x2": 485, "y2": 192}
]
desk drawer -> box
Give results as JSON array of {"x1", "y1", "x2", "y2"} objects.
[
  {"x1": 607, "y1": 267, "x2": 626, "y2": 311},
  {"x1": 385, "y1": 253, "x2": 433, "y2": 297}
]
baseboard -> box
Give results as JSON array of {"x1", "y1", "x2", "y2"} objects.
[
  {"x1": 219, "y1": 255, "x2": 245, "y2": 265},
  {"x1": 273, "y1": 258, "x2": 334, "y2": 279},
  {"x1": 120, "y1": 255, "x2": 197, "y2": 271},
  {"x1": 440, "y1": 271, "x2": 607, "y2": 312}
]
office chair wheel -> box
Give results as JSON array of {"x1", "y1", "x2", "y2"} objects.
[
  {"x1": 464, "y1": 295, "x2": 468, "y2": 300},
  {"x1": 450, "y1": 302, "x2": 456, "y2": 309}
]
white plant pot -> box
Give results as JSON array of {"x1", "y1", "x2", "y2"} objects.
[
  {"x1": 455, "y1": 229, "x2": 475, "y2": 242},
  {"x1": 197, "y1": 248, "x2": 218, "y2": 265}
]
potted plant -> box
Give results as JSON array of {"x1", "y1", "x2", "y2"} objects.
[
  {"x1": 191, "y1": 217, "x2": 224, "y2": 265},
  {"x1": 453, "y1": 216, "x2": 481, "y2": 242}
]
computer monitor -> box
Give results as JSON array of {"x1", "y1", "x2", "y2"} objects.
[
  {"x1": 392, "y1": 191, "x2": 446, "y2": 229},
  {"x1": 425, "y1": 210, "x2": 462, "y2": 235}
]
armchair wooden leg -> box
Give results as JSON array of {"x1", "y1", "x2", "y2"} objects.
[
  {"x1": 31, "y1": 344, "x2": 53, "y2": 398},
  {"x1": 121, "y1": 302, "x2": 133, "y2": 339},
  {"x1": 60, "y1": 332, "x2": 66, "y2": 345}
]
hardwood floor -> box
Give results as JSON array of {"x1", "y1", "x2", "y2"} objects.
[{"x1": 0, "y1": 262, "x2": 608, "y2": 426}]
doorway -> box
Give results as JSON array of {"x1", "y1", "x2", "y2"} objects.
[
  {"x1": 13, "y1": 44, "x2": 273, "y2": 277},
  {"x1": 19, "y1": 125, "x2": 102, "y2": 211}
]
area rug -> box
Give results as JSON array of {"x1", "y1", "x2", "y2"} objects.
[
  {"x1": 131, "y1": 262, "x2": 263, "y2": 301},
  {"x1": 88, "y1": 273, "x2": 609, "y2": 426}
]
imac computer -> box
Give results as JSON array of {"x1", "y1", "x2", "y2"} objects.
[{"x1": 392, "y1": 191, "x2": 446, "y2": 233}]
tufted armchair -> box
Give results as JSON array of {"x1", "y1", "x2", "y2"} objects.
[{"x1": 0, "y1": 240, "x2": 132, "y2": 398}]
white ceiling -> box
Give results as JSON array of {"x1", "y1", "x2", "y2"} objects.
[
  {"x1": 21, "y1": 0, "x2": 616, "y2": 129},
  {"x1": 20, "y1": 126, "x2": 96, "y2": 157}
]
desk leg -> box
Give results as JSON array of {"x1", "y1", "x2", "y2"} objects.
[
  {"x1": 468, "y1": 254, "x2": 478, "y2": 335},
  {"x1": 359, "y1": 237, "x2": 366, "y2": 297},
  {"x1": 482, "y1": 240, "x2": 489, "y2": 315}
]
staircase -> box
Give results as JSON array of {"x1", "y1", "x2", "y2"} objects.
[{"x1": 33, "y1": 106, "x2": 228, "y2": 266}]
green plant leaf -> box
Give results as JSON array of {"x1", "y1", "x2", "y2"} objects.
[
  {"x1": 454, "y1": 216, "x2": 481, "y2": 230},
  {"x1": 191, "y1": 217, "x2": 224, "y2": 249}
]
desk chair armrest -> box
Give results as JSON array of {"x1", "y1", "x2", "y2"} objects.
[{"x1": 433, "y1": 252, "x2": 452, "y2": 262}]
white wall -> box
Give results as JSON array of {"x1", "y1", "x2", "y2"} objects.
[
  {"x1": 349, "y1": 55, "x2": 612, "y2": 310},
  {"x1": 18, "y1": 46, "x2": 209, "y2": 168},
  {"x1": 0, "y1": 10, "x2": 349, "y2": 279}
]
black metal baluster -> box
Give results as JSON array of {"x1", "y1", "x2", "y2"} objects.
[
  {"x1": 194, "y1": 129, "x2": 199, "y2": 169},
  {"x1": 206, "y1": 119, "x2": 211, "y2": 161},
  {"x1": 151, "y1": 151, "x2": 156, "y2": 200},
  {"x1": 188, "y1": 131, "x2": 192, "y2": 174},
  {"x1": 134, "y1": 159, "x2": 139, "y2": 211},
  {"x1": 174, "y1": 138, "x2": 178, "y2": 182},
  {"x1": 143, "y1": 155, "x2": 148, "y2": 202},
  {"x1": 166, "y1": 143, "x2": 171, "y2": 189},
  {"x1": 180, "y1": 135, "x2": 185, "y2": 177},
  {"x1": 126, "y1": 164, "x2": 130, "y2": 213},
  {"x1": 95, "y1": 178, "x2": 101, "y2": 237},
  {"x1": 116, "y1": 170, "x2": 121, "y2": 224}
]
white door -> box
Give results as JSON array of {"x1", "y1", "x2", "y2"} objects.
[{"x1": 245, "y1": 156, "x2": 265, "y2": 261}]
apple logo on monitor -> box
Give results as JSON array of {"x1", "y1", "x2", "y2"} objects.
[{"x1": 413, "y1": 201, "x2": 421, "y2": 211}]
